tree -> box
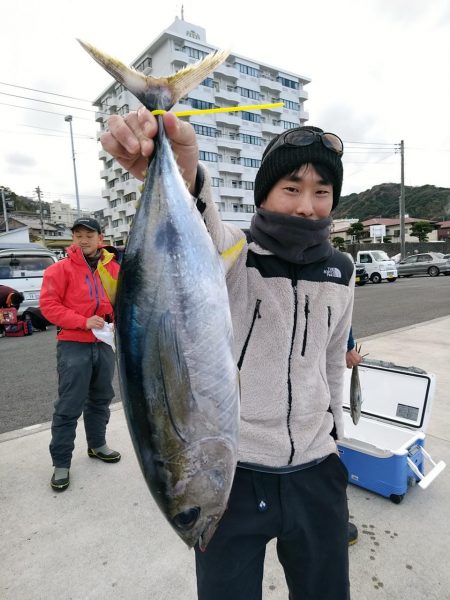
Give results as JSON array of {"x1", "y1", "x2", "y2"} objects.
[
  {"x1": 347, "y1": 221, "x2": 365, "y2": 242},
  {"x1": 410, "y1": 221, "x2": 434, "y2": 242},
  {"x1": 332, "y1": 236, "x2": 346, "y2": 251}
]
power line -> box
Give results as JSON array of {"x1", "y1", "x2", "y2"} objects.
[
  {"x1": 0, "y1": 90, "x2": 98, "y2": 113},
  {"x1": 0, "y1": 81, "x2": 93, "y2": 103}
]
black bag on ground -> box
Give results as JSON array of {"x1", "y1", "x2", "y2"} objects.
[{"x1": 22, "y1": 307, "x2": 52, "y2": 331}]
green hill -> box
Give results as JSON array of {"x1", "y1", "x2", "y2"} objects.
[{"x1": 334, "y1": 183, "x2": 450, "y2": 221}]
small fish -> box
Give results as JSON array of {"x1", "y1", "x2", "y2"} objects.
[
  {"x1": 350, "y1": 344, "x2": 363, "y2": 425},
  {"x1": 78, "y1": 40, "x2": 240, "y2": 550}
]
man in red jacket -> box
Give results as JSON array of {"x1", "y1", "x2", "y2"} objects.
[{"x1": 40, "y1": 217, "x2": 121, "y2": 491}]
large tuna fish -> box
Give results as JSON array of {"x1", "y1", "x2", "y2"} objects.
[{"x1": 79, "y1": 40, "x2": 240, "y2": 549}]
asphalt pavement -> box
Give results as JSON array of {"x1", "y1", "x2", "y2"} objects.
[{"x1": 1, "y1": 315, "x2": 449, "y2": 600}]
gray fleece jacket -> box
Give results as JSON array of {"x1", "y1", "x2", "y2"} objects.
[{"x1": 195, "y1": 166, "x2": 355, "y2": 469}]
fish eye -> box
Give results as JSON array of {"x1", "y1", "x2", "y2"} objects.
[{"x1": 172, "y1": 507, "x2": 200, "y2": 531}]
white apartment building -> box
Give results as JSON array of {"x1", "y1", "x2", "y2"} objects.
[
  {"x1": 49, "y1": 200, "x2": 92, "y2": 228},
  {"x1": 94, "y1": 17, "x2": 310, "y2": 244}
]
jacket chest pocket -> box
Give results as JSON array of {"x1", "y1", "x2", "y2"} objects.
[{"x1": 237, "y1": 299, "x2": 262, "y2": 370}]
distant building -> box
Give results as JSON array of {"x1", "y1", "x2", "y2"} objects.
[
  {"x1": 0, "y1": 214, "x2": 72, "y2": 249},
  {"x1": 93, "y1": 16, "x2": 311, "y2": 244},
  {"x1": 436, "y1": 220, "x2": 450, "y2": 241},
  {"x1": 49, "y1": 200, "x2": 92, "y2": 228},
  {"x1": 330, "y1": 217, "x2": 439, "y2": 244}
]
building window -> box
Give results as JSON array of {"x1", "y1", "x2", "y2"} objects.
[
  {"x1": 107, "y1": 179, "x2": 118, "y2": 189},
  {"x1": 188, "y1": 98, "x2": 215, "y2": 110},
  {"x1": 121, "y1": 172, "x2": 130, "y2": 182},
  {"x1": 236, "y1": 87, "x2": 260, "y2": 100},
  {"x1": 192, "y1": 123, "x2": 217, "y2": 137},
  {"x1": 242, "y1": 181, "x2": 254, "y2": 190},
  {"x1": 277, "y1": 76, "x2": 299, "y2": 90},
  {"x1": 280, "y1": 98, "x2": 300, "y2": 111},
  {"x1": 201, "y1": 78, "x2": 215, "y2": 88},
  {"x1": 241, "y1": 111, "x2": 261, "y2": 123},
  {"x1": 279, "y1": 120, "x2": 299, "y2": 129},
  {"x1": 124, "y1": 192, "x2": 136, "y2": 202},
  {"x1": 239, "y1": 134, "x2": 263, "y2": 145},
  {"x1": 211, "y1": 177, "x2": 224, "y2": 187},
  {"x1": 118, "y1": 104, "x2": 129, "y2": 116},
  {"x1": 135, "y1": 57, "x2": 152, "y2": 71},
  {"x1": 236, "y1": 63, "x2": 260, "y2": 77},
  {"x1": 241, "y1": 157, "x2": 261, "y2": 168},
  {"x1": 186, "y1": 47, "x2": 208, "y2": 60},
  {"x1": 199, "y1": 151, "x2": 218, "y2": 162}
]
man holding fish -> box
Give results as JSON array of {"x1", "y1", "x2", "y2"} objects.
[{"x1": 103, "y1": 107, "x2": 354, "y2": 598}]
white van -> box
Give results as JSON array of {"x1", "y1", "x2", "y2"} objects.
[
  {"x1": 0, "y1": 243, "x2": 58, "y2": 313},
  {"x1": 356, "y1": 250, "x2": 398, "y2": 284}
]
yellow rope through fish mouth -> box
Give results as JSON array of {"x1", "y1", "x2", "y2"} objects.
[{"x1": 152, "y1": 102, "x2": 284, "y2": 117}]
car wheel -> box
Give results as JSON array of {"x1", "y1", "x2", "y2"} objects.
[
  {"x1": 370, "y1": 273, "x2": 382, "y2": 284},
  {"x1": 428, "y1": 266, "x2": 439, "y2": 277}
]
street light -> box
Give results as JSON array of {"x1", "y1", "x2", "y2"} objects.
[{"x1": 64, "y1": 115, "x2": 81, "y2": 217}]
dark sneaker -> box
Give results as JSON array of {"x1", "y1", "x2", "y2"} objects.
[
  {"x1": 51, "y1": 471, "x2": 70, "y2": 492},
  {"x1": 87, "y1": 448, "x2": 121, "y2": 463},
  {"x1": 348, "y1": 522, "x2": 358, "y2": 546}
]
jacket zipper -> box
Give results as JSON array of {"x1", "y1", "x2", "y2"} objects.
[
  {"x1": 301, "y1": 295, "x2": 310, "y2": 357},
  {"x1": 237, "y1": 299, "x2": 261, "y2": 370},
  {"x1": 287, "y1": 280, "x2": 299, "y2": 464},
  {"x1": 327, "y1": 306, "x2": 331, "y2": 328}
]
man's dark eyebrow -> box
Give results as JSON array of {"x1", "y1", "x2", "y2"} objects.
[{"x1": 283, "y1": 174, "x2": 330, "y2": 185}]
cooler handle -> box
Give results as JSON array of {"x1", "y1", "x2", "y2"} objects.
[{"x1": 407, "y1": 447, "x2": 446, "y2": 490}]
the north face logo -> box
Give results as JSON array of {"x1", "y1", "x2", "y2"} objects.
[{"x1": 324, "y1": 267, "x2": 342, "y2": 278}]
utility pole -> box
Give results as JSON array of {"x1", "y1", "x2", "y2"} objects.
[
  {"x1": 399, "y1": 140, "x2": 406, "y2": 259},
  {"x1": 65, "y1": 115, "x2": 81, "y2": 217},
  {"x1": 1, "y1": 187, "x2": 9, "y2": 232},
  {"x1": 35, "y1": 186, "x2": 46, "y2": 246}
]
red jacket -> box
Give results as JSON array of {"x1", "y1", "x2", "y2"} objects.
[{"x1": 40, "y1": 244, "x2": 120, "y2": 342}]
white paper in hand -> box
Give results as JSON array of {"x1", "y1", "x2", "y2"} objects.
[{"x1": 92, "y1": 322, "x2": 116, "y2": 351}]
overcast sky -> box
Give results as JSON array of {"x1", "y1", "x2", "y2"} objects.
[{"x1": 1, "y1": 0, "x2": 449, "y2": 212}]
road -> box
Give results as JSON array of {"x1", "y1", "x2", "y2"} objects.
[{"x1": 1, "y1": 275, "x2": 449, "y2": 434}]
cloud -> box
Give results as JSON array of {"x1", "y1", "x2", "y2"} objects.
[{"x1": 5, "y1": 152, "x2": 36, "y2": 170}]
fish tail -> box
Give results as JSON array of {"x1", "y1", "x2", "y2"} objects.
[{"x1": 78, "y1": 39, "x2": 229, "y2": 112}]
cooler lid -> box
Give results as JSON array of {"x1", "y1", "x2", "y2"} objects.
[{"x1": 342, "y1": 360, "x2": 435, "y2": 431}]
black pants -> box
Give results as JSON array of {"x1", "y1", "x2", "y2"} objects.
[
  {"x1": 195, "y1": 454, "x2": 350, "y2": 600},
  {"x1": 49, "y1": 341, "x2": 115, "y2": 468}
]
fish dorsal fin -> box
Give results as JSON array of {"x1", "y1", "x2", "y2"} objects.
[{"x1": 78, "y1": 39, "x2": 229, "y2": 112}]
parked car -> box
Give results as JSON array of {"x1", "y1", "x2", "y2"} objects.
[
  {"x1": 355, "y1": 265, "x2": 369, "y2": 286},
  {"x1": 343, "y1": 253, "x2": 369, "y2": 286},
  {"x1": 0, "y1": 243, "x2": 58, "y2": 313},
  {"x1": 397, "y1": 252, "x2": 450, "y2": 278},
  {"x1": 356, "y1": 250, "x2": 397, "y2": 283}
]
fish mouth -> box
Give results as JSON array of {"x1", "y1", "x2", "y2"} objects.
[{"x1": 198, "y1": 517, "x2": 220, "y2": 552}]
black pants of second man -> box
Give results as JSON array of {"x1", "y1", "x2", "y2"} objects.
[
  {"x1": 195, "y1": 453, "x2": 350, "y2": 600},
  {"x1": 50, "y1": 340, "x2": 115, "y2": 468}
]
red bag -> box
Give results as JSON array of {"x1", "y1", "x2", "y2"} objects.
[
  {"x1": 0, "y1": 307, "x2": 18, "y2": 325},
  {"x1": 4, "y1": 320, "x2": 33, "y2": 337}
]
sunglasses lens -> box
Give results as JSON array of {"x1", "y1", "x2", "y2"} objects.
[
  {"x1": 285, "y1": 130, "x2": 316, "y2": 146},
  {"x1": 322, "y1": 133, "x2": 344, "y2": 155}
]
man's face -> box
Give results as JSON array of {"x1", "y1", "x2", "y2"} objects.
[
  {"x1": 72, "y1": 226, "x2": 103, "y2": 257},
  {"x1": 261, "y1": 164, "x2": 333, "y2": 219}
]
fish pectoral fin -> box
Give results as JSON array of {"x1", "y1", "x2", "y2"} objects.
[{"x1": 156, "y1": 311, "x2": 194, "y2": 441}]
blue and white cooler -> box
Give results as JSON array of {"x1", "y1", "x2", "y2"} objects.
[{"x1": 338, "y1": 360, "x2": 446, "y2": 503}]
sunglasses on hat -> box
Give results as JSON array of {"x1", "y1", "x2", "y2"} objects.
[{"x1": 263, "y1": 129, "x2": 344, "y2": 162}]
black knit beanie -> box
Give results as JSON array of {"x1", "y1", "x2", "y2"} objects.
[{"x1": 254, "y1": 126, "x2": 343, "y2": 210}]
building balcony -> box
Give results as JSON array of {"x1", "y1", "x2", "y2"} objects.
[
  {"x1": 259, "y1": 77, "x2": 282, "y2": 92},
  {"x1": 299, "y1": 110, "x2": 309, "y2": 122},
  {"x1": 214, "y1": 63, "x2": 239, "y2": 80},
  {"x1": 101, "y1": 188, "x2": 110, "y2": 199},
  {"x1": 218, "y1": 186, "x2": 244, "y2": 198},
  {"x1": 100, "y1": 168, "x2": 109, "y2": 180},
  {"x1": 217, "y1": 161, "x2": 245, "y2": 174},
  {"x1": 216, "y1": 136, "x2": 243, "y2": 150},
  {"x1": 215, "y1": 112, "x2": 240, "y2": 127},
  {"x1": 215, "y1": 87, "x2": 240, "y2": 104},
  {"x1": 103, "y1": 207, "x2": 112, "y2": 217},
  {"x1": 261, "y1": 120, "x2": 282, "y2": 135},
  {"x1": 95, "y1": 111, "x2": 105, "y2": 123},
  {"x1": 298, "y1": 88, "x2": 309, "y2": 101},
  {"x1": 125, "y1": 202, "x2": 136, "y2": 217}
]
